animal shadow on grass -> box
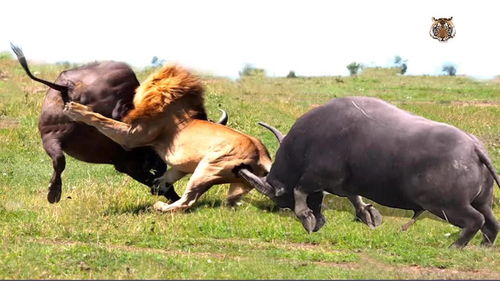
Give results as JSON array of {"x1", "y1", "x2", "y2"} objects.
[
  {"x1": 102, "y1": 198, "x2": 234, "y2": 215},
  {"x1": 101, "y1": 193, "x2": 442, "y2": 225},
  {"x1": 185, "y1": 197, "x2": 276, "y2": 213},
  {"x1": 103, "y1": 202, "x2": 153, "y2": 216},
  {"x1": 253, "y1": 194, "x2": 444, "y2": 223},
  {"x1": 323, "y1": 195, "x2": 443, "y2": 223},
  {"x1": 186, "y1": 199, "x2": 225, "y2": 213}
]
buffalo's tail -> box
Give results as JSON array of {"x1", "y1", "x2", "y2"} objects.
[
  {"x1": 10, "y1": 43, "x2": 69, "y2": 101},
  {"x1": 475, "y1": 145, "x2": 500, "y2": 188}
]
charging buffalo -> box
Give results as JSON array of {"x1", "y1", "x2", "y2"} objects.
[
  {"x1": 240, "y1": 96, "x2": 500, "y2": 248},
  {"x1": 11, "y1": 44, "x2": 227, "y2": 203}
]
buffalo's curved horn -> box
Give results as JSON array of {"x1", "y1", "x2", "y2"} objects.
[
  {"x1": 10, "y1": 43, "x2": 69, "y2": 94},
  {"x1": 258, "y1": 122, "x2": 285, "y2": 143},
  {"x1": 217, "y1": 109, "x2": 228, "y2": 125},
  {"x1": 237, "y1": 168, "x2": 275, "y2": 199}
]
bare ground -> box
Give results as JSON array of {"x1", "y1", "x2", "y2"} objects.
[{"x1": 0, "y1": 117, "x2": 20, "y2": 129}]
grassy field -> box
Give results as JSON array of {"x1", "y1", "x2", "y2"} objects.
[{"x1": 0, "y1": 57, "x2": 499, "y2": 279}]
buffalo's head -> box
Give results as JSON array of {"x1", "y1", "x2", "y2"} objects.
[{"x1": 236, "y1": 122, "x2": 294, "y2": 209}]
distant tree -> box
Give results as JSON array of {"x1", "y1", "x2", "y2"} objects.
[
  {"x1": 151, "y1": 56, "x2": 165, "y2": 67},
  {"x1": 346, "y1": 62, "x2": 362, "y2": 76},
  {"x1": 442, "y1": 64, "x2": 457, "y2": 76},
  {"x1": 239, "y1": 64, "x2": 266, "y2": 77},
  {"x1": 400, "y1": 63, "x2": 408, "y2": 75},
  {"x1": 394, "y1": 55, "x2": 408, "y2": 75},
  {"x1": 286, "y1": 70, "x2": 297, "y2": 78}
]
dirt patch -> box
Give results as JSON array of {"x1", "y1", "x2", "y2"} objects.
[
  {"x1": 396, "y1": 100, "x2": 500, "y2": 107},
  {"x1": 34, "y1": 238, "x2": 228, "y2": 260},
  {"x1": 451, "y1": 100, "x2": 500, "y2": 107},
  {"x1": 213, "y1": 238, "x2": 499, "y2": 278},
  {"x1": 214, "y1": 237, "x2": 326, "y2": 250},
  {"x1": 0, "y1": 117, "x2": 20, "y2": 129},
  {"x1": 359, "y1": 254, "x2": 500, "y2": 279},
  {"x1": 22, "y1": 85, "x2": 47, "y2": 94},
  {"x1": 0, "y1": 70, "x2": 8, "y2": 81},
  {"x1": 33, "y1": 237, "x2": 499, "y2": 279}
]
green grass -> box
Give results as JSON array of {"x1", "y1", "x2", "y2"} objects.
[{"x1": 1, "y1": 59, "x2": 499, "y2": 279}]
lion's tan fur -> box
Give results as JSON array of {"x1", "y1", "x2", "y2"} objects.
[
  {"x1": 123, "y1": 64, "x2": 206, "y2": 123},
  {"x1": 64, "y1": 63, "x2": 272, "y2": 212}
]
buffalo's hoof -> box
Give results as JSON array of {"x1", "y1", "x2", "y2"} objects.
[
  {"x1": 297, "y1": 209, "x2": 316, "y2": 233},
  {"x1": 312, "y1": 213, "x2": 326, "y2": 232},
  {"x1": 226, "y1": 196, "x2": 244, "y2": 207},
  {"x1": 480, "y1": 240, "x2": 494, "y2": 247},
  {"x1": 356, "y1": 204, "x2": 383, "y2": 229},
  {"x1": 150, "y1": 179, "x2": 173, "y2": 194},
  {"x1": 151, "y1": 179, "x2": 180, "y2": 203},
  {"x1": 151, "y1": 181, "x2": 177, "y2": 201},
  {"x1": 47, "y1": 185, "x2": 62, "y2": 204},
  {"x1": 151, "y1": 177, "x2": 163, "y2": 188},
  {"x1": 449, "y1": 242, "x2": 466, "y2": 249}
]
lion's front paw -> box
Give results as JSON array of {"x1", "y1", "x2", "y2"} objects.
[
  {"x1": 63, "y1": 102, "x2": 91, "y2": 121},
  {"x1": 153, "y1": 201, "x2": 185, "y2": 212}
]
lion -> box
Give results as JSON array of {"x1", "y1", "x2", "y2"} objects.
[{"x1": 63, "y1": 64, "x2": 272, "y2": 212}]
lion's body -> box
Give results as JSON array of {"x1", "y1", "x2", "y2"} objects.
[
  {"x1": 64, "y1": 64, "x2": 272, "y2": 211},
  {"x1": 162, "y1": 119, "x2": 271, "y2": 174}
]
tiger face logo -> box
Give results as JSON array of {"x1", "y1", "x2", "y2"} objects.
[{"x1": 430, "y1": 17, "x2": 456, "y2": 42}]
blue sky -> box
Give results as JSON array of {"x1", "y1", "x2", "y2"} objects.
[{"x1": 2, "y1": 0, "x2": 499, "y2": 79}]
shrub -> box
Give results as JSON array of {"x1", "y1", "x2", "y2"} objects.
[
  {"x1": 346, "y1": 62, "x2": 362, "y2": 76},
  {"x1": 239, "y1": 64, "x2": 266, "y2": 78},
  {"x1": 151, "y1": 56, "x2": 165, "y2": 67},
  {"x1": 442, "y1": 64, "x2": 457, "y2": 76},
  {"x1": 394, "y1": 56, "x2": 408, "y2": 75},
  {"x1": 286, "y1": 70, "x2": 297, "y2": 78}
]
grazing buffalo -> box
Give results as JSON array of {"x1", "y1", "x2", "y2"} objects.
[
  {"x1": 10, "y1": 44, "x2": 227, "y2": 204},
  {"x1": 241, "y1": 96, "x2": 500, "y2": 248}
]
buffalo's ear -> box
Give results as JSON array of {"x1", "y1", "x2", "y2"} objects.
[{"x1": 432, "y1": 17, "x2": 436, "y2": 21}]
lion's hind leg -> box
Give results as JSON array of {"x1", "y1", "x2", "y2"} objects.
[
  {"x1": 153, "y1": 159, "x2": 227, "y2": 212},
  {"x1": 227, "y1": 182, "x2": 253, "y2": 206}
]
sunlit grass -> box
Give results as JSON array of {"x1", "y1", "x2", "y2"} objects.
[{"x1": 0, "y1": 59, "x2": 499, "y2": 279}]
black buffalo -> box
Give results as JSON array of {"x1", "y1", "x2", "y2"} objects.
[
  {"x1": 240, "y1": 96, "x2": 500, "y2": 248},
  {"x1": 11, "y1": 44, "x2": 227, "y2": 203}
]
